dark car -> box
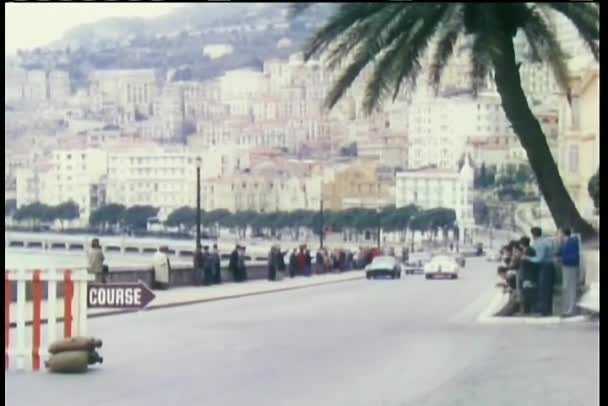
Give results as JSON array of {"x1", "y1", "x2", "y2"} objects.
[{"x1": 366, "y1": 256, "x2": 402, "y2": 280}]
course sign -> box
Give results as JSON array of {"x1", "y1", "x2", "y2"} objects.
[{"x1": 87, "y1": 282, "x2": 156, "y2": 309}]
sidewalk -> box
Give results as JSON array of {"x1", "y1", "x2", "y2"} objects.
[
  {"x1": 9, "y1": 271, "x2": 365, "y2": 326},
  {"x1": 477, "y1": 287, "x2": 589, "y2": 325}
]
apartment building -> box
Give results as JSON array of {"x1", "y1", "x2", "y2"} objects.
[
  {"x1": 395, "y1": 156, "x2": 475, "y2": 239},
  {"x1": 557, "y1": 57, "x2": 599, "y2": 218}
]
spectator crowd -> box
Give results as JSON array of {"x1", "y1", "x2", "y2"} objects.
[{"x1": 496, "y1": 226, "x2": 582, "y2": 318}]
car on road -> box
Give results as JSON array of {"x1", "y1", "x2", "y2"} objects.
[
  {"x1": 366, "y1": 256, "x2": 402, "y2": 279},
  {"x1": 424, "y1": 255, "x2": 460, "y2": 280},
  {"x1": 403, "y1": 253, "x2": 432, "y2": 274}
]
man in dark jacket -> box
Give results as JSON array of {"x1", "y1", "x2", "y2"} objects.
[
  {"x1": 238, "y1": 246, "x2": 248, "y2": 282},
  {"x1": 289, "y1": 249, "x2": 297, "y2": 278},
  {"x1": 316, "y1": 250, "x2": 324, "y2": 274},
  {"x1": 202, "y1": 246, "x2": 213, "y2": 286},
  {"x1": 304, "y1": 249, "x2": 312, "y2": 276},
  {"x1": 229, "y1": 245, "x2": 240, "y2": 282},
  {"x1": 519, "y1": 236, "x2": 538, "y2": 314},
  {"x1": 212, "y1": 244, "x2": 222, "y2": 284},
  {"x1": 267, "y1": 247, "x2": 277, "y2": 281}
]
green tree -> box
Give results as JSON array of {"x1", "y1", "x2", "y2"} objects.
[
  {"x1": 13, "y1": 202, "x2": 54, "y2": 226},
  {"x1": 165, "y1": 207, "x2": 197, "y2": 229},
  {"x1": 122, "y1": 205, "x2": 159, "y2": 231},
  {"x1": 294, "y1": 3, "x2": 598, "y2": 239},
  {"x1": 53, "y1": 201, "x2": 80, "y2": 229},
  {"x1": 473, "y1": 198, "x2": 490, "y2": 226},
  {"x1": 588, "y1": 168, "x2": 599, "y2": 211},
  {"x1": 89, "y1": 204, "x2": 126, "y2": 231},
  {"x1": 5, "y1": 199, "x2": 17, "y2": 217}
]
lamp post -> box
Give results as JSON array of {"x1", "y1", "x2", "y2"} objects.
[
  {"x1": 376, "y1": 207, "x2": 381, "y2": 249},
  {"x1": 194, "y1": 157, "x2": 202, "y2": 270}
]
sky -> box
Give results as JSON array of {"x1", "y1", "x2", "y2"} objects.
[{"x1": 5, "y1": 2, "x2": 187, "y2": 56}]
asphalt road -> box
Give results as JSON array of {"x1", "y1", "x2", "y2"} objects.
[{"x1": 6, "y1": 258, "x2": 598, "y2": 406}]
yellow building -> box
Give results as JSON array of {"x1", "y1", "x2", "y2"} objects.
[
  {"x1": 557, "y1": 58, "x2": 599, "y2": 219},
  {"x1": 322, "y1": 159, "x2": 393, "y2": 211}
]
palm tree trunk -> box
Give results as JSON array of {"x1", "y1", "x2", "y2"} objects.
[{"x1": 491, "y1": 33, "x2": 596, "y2": 240}]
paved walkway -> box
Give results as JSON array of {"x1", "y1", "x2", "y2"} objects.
[{"x1": 9, "y1": 271, "x2": 365, "y2": 325}]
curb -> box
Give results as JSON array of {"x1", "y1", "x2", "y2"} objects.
[
  {"x1": 477, "y1": 288, "x2": 590, "y2": 325},
  {"x1": 10, "y1": 274, "x2": 365, "y2": 328},
  {"x1": 478, "y1": 314, "x2": 588, "y2": 325}
]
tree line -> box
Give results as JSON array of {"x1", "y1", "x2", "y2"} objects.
[
  {"x1": 89, "y1": 204, "x2": 458, "y2": 240},
  {"x1": 5, "y1": 199, "x2": 458, "y2": 239}
]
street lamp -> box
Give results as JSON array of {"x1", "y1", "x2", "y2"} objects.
[
  {"x1": 194, "y1": 157, "x2": 202, "y2": 271},
  {"x1": 376, "y1": 207, "x2": 381, "y2": 249}
]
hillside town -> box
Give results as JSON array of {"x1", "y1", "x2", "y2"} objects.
[{"x1": 5, "y1": 12, "x2": 598, "y2": 244}]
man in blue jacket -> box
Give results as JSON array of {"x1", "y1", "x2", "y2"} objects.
[{"x1": 556, "y1": 228, "x2": 580, "y2": 318}]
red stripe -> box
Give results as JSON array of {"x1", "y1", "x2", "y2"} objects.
[
  {"x1": 32, "y1": 271, "x2": 42, "y2": 371},
  {"x1": 63, "y1": 270, "x2": 73, "y2": 338},
  {"x1": 5, "y1": 272, "x2": 10, "y2": 370}
]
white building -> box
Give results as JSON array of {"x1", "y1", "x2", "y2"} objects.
[
  {"x1": 5, "y1": 67, "x2": 27, "y2": 103},
  {"x1": 407, "y1": 90, "x2": 514, "y2": 170},
  {"x1": 395, "y1": 156, "x2": 475, "y2": 240},
  {"x1": 90, "y1": 69, "x2": 159, "y2": 115},
  {"x1": 105, "y1": 144, "x2": 197, "y2": 219},
  {"x1": 49, "y1": 148, "x2": 109, "y2": 223},
  {"x1": 24, "y1": 70, "x2": 47, "y2": 103}
]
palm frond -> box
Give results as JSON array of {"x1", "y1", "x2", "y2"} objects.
[
  {"x1": 389, "y1": 4, "x2": 453, "y2": 102},
  {"x1": 323, "y1": 5, "x2": 405, "y2": 71},
  {"x1": 429, "y1": 5, "x2": 465, "y2": 95},
  {"x1": 355, "y1": 5, "x2": 441, "y2": 110},
  {"x1": 470, "y1": 35, "x2": 493, "y2": 96},
  {"x1": 548, "y1": 3, "x2": 600, "y2": 60},
  {"x1": 521, "y1": 8, "x2": 571, "y2": 96},
  {"x1": 324, "y1": 5, "x2": 434, "y2": 111},
  {"x1": 302, "y1": 4, "x2": 390, "y2": 61},
  {"x1": 287, "y1": 3, "x2": 315, "y2": 19}
]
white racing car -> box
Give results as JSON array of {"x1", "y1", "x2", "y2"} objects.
[
  {"x1": 365, "y1": 256, "x2": 402, "y2": 280},
  {"x1": 424, "y1": 255, "x2": 460, "y2": 280}
]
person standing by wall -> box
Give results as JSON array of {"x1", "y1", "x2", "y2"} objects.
[
  {"x1": 289, "y1": 248, "x2": 297, "y2": 278},
  {"x1": 556, "y1": 228, "x2": 580, "y2": 318},
  {"x1": 316, "y1": 249, "x2": 324, "y2": 274},
  {"x1": 267, "y1": 246, "x2": 277, "y2": 281},
  {"x1": 277, "y1": 246, "x2": 286, "y2": 279},
  {"x1": 525, "y1": 227, "x2": 555, "y2": 316},
  {"x1": 87, "y1": 238, "x2": 106, "y2": 283},
  {"x1": 212, "y1": 244, "x2": 222, "y2": 285},
  {"x1": 202, "y1": 246, "x2": 213, "y2": 286},
  {"x1": 229, "y1": 245, "x2": 240, "y2": 282},
  {"x1": 518, "y1": 237, "x2": 538, "y2": 314},
  {"x1": 238, "y1": 246, "x2": 248, "y2": 282},
  {"x1": 304, "y1": 248, "x2": 312, "y2": 276},
  {"x1": 153, "y1": 246, "x2": 171, "y2": 290}
]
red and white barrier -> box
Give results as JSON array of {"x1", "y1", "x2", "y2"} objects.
[{"x1": 5, "y1": 268, "x2": 93, "y2": 371}]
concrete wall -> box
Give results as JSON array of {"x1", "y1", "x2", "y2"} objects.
[
  {"x1": 582, "y1": 248, "x2": 599, "y2": 286},
  {"x1": 9, "y1": 264, "x2": 268, "y2": 303}
]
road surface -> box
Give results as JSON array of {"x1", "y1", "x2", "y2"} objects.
[{"x1": 6, "y1": 258, "x2": 598, "y2": 406}]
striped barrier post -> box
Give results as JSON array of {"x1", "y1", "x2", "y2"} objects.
[{"x1": 4, "y1": 268, "x2": 93, "y2": 371}]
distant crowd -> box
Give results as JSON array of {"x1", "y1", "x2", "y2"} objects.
[
  {"x1": 84, "y1": 238, "x2": 397, "y2": 288},
  {"x1": 496, "y1": 226, "x2": 581, "y2": 318}
]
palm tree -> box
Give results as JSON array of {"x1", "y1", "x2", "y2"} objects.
[{"x1": 292, "y1": 3, "x2": 599, "y2": 239}]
